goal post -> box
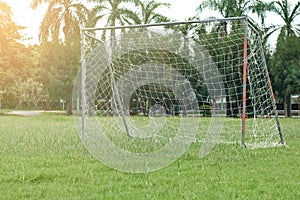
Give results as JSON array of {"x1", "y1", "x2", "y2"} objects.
[
  {"x1": 242, "y1": 17, "x2": 248, "y2": 147},
  {"x1": 73, "y1": 16, "x2": 284, "y2": 172}
]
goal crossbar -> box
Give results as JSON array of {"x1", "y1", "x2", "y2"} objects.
[{"x1": 82, "y1": 16, "x2": 247, "y2": 31}]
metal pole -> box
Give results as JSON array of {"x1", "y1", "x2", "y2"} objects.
[
  {"x1": 247, "y1": 17, "x2": 284, "y2": 145},
  {"x1": 266, "y1": 71, "x2": 284, "y2": 145},
  {"x1": 107, "y1": 63, "x2": 130, "y2": 136},
  {"x1": 242, "y1": 17, "x2": 248, "y2": 147},
  {"x1": 260, "y1": 52, "x2": 284, "y2": 145},
  {"x1": 83, "y1": 16, "x2": 247, "y2": 31}
]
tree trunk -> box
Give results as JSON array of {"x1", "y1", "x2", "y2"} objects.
[
  {"x1": 66, "y1": 99, "x2": 73, "y2": 115},
  {"x1": 284, "y1": 93, "x2": 292, "y2": 117}
]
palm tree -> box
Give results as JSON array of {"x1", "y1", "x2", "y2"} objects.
[
  {"x1": 197, "y1": 0, "x2": 272, "y2": 25},
  {"x1": 84, "y1": 5, "x2": 105, "y2": 28},
  {"x1": 87, "y1": 0, "x2": 135, "y2": 41},
  {"x1": 86, "y1": 0, "x2": 171, "y2": 45},
  {"x1": 261, "y1": 0, "x2": 299, "y2": 52},
  {"x1": 270, "y1": 0, "x2": 300, "y2": 37},
  {"x1": 122, "y1": 0, "x2": 170, "y2": 25},
  {"x1": 31, "y1": 0, "x2": 87, "y2": 44},
  {"x1": 31, "y1": 0, "x2": 88, "y2": 115}
]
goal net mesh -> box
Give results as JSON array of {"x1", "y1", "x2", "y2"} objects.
[{"x1": 73, "y1": 17, "x2": 283, "y2": 172}]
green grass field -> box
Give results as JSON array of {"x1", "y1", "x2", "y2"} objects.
[{"x1": 0, "y1": 114, "x2": 299, "y2": 199}]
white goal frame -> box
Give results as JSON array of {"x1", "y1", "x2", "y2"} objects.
[{"x1": 77, "y1": 16, "x2": 284, "y2": 148}]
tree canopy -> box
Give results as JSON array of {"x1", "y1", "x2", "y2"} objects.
[
  {"x1": 0, "y1": 0, "x2": 299, "y2": 116},
  {"x1": 0, "y1": 1, "x2": 38, "y2": 108}
]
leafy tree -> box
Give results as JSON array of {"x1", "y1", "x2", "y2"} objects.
[
  {"x1": 0, "y1": 1, "x2": 35, "y2": 108},
  {"x1": 271, "y1": 33, "x2": 300, "y2": 117},
  {"x1": 10, "y1": 78, "x2": 49, "y2": 108},
  {"x1": 31, "y1": 0, "x2": 85, "y2": 114},
  {"x1": 36, "y1": 41, "x2": 80, "y2": 114},
  {"x1": 269, "y1": 0, "x2": 300, "y2": 117}
]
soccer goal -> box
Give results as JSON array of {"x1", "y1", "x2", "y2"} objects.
[{"x1": 73, "y1": 16, "x2": 284, "y2": 172}]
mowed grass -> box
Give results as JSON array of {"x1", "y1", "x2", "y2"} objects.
[{"x1": 0, "y1": 114, "x2": 299, "y2": 199}]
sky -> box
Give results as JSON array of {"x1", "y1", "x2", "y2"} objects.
[{"x1": 2, "y1": 0, "x2": 299, "y2": 45}]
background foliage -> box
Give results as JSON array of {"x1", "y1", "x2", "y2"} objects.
[{"x1": 0, "y1": 0, "x2": 299, "y2": 115}]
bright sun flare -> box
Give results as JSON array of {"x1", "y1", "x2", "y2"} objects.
[{"x1": 3, "y1": 0, "x2": 46, "y2": 44}]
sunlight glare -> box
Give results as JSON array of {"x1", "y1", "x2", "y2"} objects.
[{"x1": 2, "y1": 0, "x2": 46, "y2": 44}]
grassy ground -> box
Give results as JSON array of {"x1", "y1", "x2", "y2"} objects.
[{"x1": 0, "y1": 114, "x2": 299, "y2": 199}]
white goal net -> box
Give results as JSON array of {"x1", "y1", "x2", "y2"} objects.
[{"x1": 73, "y1": 16, "x2": 284, "y2": 173}]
